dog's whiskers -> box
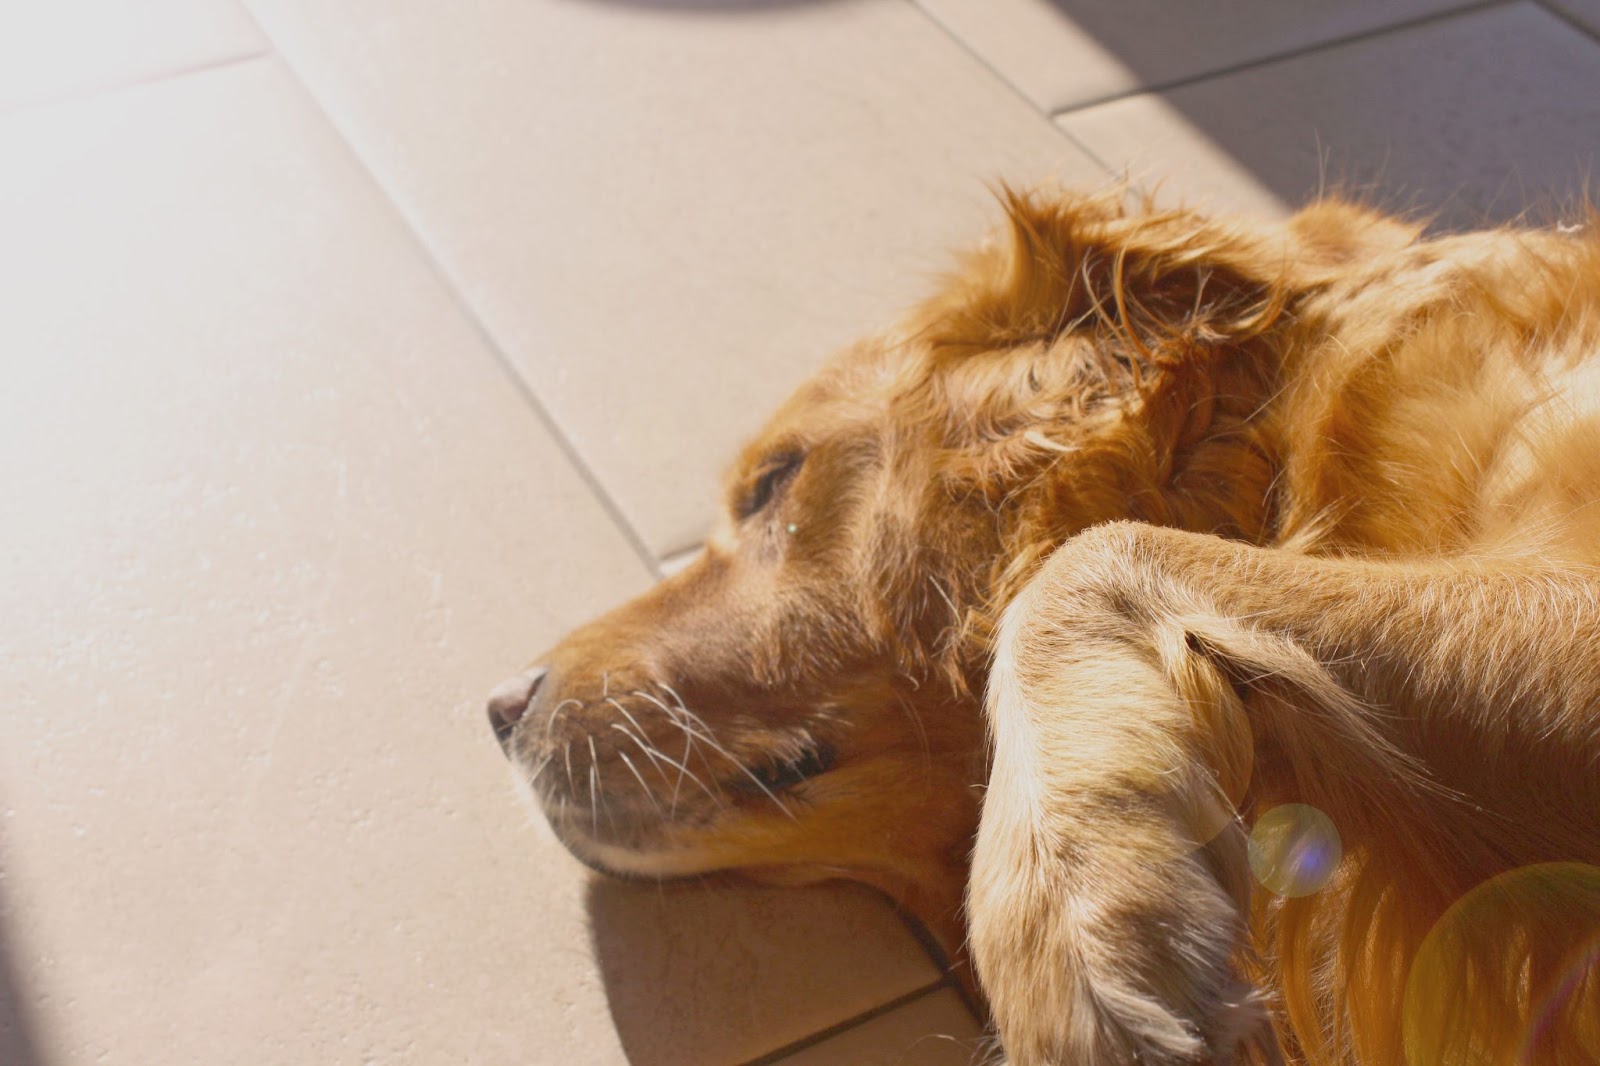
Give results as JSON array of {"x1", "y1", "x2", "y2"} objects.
[
  {"x1": 641, "y1": 694, "x2": 723, "y2": 806},
  {"x1": 616, "y1": 748, "x2": 663, "y2": 815},
  {"x1": 632, "y1": 688, "x2": 682, "y2": 722},
  {"x1": 603, "y1": 716, "x2": 722, "y2": 812},
  {"x1": 588, "y1": 735, "x2": 616, "y2": 837},
  {"x1": 608, "y1": 723, "x2": 680, "y2": 813},
  {"x1": 676, "y1": 727, "x2": 695, "y2": 809},
  {"x1": 607, "y1": 695, "x2": 697, "y2": 811},
  {"x1": 658, "y1": 682, "x2": 691, "y2": 717},
  {"x1": 605, "y1": 696, "x2": 649, "y2": 733},
  {"x1": 643, "y1": 740, "x2": 724, "y2": 811},
  {"x1": 588, "y1": 761, "x2": 599, "y2": 835},
  {"x1": 649, "y1": 686, "x2": 797, "y2": 821},
  {"x1": 544, "y1": 698, "x2": 582, "y2": 742}
]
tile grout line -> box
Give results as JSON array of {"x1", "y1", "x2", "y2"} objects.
[
  {"x1": 1532, "y1": 0, "x2": 1600, "y2": 43},
  {"x1": 737, "y1": 978, "x2": 955, "y2": 1066},
  {"x1": 900, "y1": 0, "x2": 1116, "y2": 176},
  {"x1": 239, "y1": 17, "x2": 666, "y2": 581},
  {"x1": 1048, "y1": 0, "x2": 1511, "y2": 118},
  {"x1": 892, "y1": 906, "x2": 985, "y2": 1018},
  {"x1": 0, "y1": 47, "x2": 273, "y2": 119}
]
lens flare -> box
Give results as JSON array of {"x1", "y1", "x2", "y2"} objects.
[
  {"x1": 1248, "y1": 803, "x2": 1341, "y2": 897},
  {"x1": 1403, "y1": 862, "x2": 1600, "y2": 1066}
]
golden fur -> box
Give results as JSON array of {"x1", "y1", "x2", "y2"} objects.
[{"x1": 491, "y1": 188, "x2": 1600, "y2": 1064}]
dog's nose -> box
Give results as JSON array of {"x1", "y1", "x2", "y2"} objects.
[{"x1": 487, "y1": 666, "x2": 547, "y2": 749}]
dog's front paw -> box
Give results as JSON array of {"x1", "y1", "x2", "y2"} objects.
[
  {"x1": 971, "y1": 525, "x2": 1284, "y2": 1065},
  {"x1": 969, "y1": 781, "x2": 1277, "y2": 1065}
]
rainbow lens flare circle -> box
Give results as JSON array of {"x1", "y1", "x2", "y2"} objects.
[
  {"x1": 1403, "y1": 862, "x2": 1600, "y2": 1066},
  {"x1": 1247, "y1": 803, "x2": 1342, "y2": 898}
]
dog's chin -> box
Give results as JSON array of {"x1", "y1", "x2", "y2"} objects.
[
  {"x1": 555, "y1": 823, "x2": 872, "y2": 899},
  {"x1": 505, "y1": 724, "x2": 845, "y2": 881},
  {"x1": 527, "y1": 783, "x2": 766, "y2": 883},
  {"x1": 527, "y1": 797, "x2": 701, "y2": 877},
  {"x1": 535, "y1": 784, "x2": 851, "y2": 887},
  {"x1": 553, "y1": 828, "x2": 725, "y2": 882}
]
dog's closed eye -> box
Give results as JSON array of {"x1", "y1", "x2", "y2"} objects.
[{"x1": 738, "y1": 452, "x2": 805, "y2": 519}]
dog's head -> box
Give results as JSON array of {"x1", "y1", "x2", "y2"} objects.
[
  {"x1": 489, "y1": 330, "x2": 998, "y2": 945},
  {"x1": 487, "y1": 189, "x2": 1399, "y2": 950}
]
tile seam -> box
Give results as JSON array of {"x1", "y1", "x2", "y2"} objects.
[
  {"x1": 1532, "y1": 0, "x2": 1600, "y2": 43},
  {"x1": 1049, "y1": 0, "x2": 1512, "y2": 118},
  {"x1": 237, "y1": 17, "x2": 664, "y2": 580},
  {"x1": 737, "y1": 977, "x2": 957, "y2": 1066},
  {"x1": 0, "y1": 47, "x2": 273, "y2": 119}
]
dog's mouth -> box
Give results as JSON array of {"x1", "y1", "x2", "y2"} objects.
[
  {"x1": 731, "y1": 740, "x2": 838, "y2": 796},
  {"x1": 502, "y1": 690, "x2": 844, "y2": 869},
  {"x1": 516, "y1": 725, "x2": 840, "y2": 809},
  {"x1": 528, "y1": 735, "x2": 843, "y2": 880}
]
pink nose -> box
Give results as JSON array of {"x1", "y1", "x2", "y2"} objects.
[{"x1": 487, "y1": 667, "x2": 547, "y2": 749}]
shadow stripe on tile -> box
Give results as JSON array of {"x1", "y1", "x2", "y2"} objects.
[
  {"x1": 1537, "y1": 0, "x2": 1600, "y2": 41},
  {"x1": 246, "y1": 49, "x2": 666, "y2": 580},
  {"x1": 1045, "y1": 0, "x2": 1509, "y2": 116},
  {"x1": 739, "y1": 979, "x2": 959, "y2": 1066}
]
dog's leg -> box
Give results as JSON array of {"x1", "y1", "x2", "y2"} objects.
[
  {"x1": 969, "y1": 522, "x2": 1600, "y2": 1065},
  {"x1": 971, "y1": 523, "x2": 1274, "y2": 1065}
]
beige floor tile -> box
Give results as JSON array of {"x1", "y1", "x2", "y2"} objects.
[
  {"x1": 916, "y1": 0, "x2": 1470, "y2": 112},
  {"x1": 1547, "y1": 0, "x2": 1600, "y2": 36},
  {"x1": 1057, "y1": 3, "x2": 1600, "y2": 228},
  {"x1": 586, "y1": 880, "x2": 943, "y2": 1066},
  {"x1": 766, "y1": 987, "x2": 987, "y2": 1066},
  {"x1": 0, "y1": 0, "x2": 265, "y2": 112},
  {"x1": 240, "y1": 0, "x2": 1105, "y2": 556},
  {"x1": 0, "y1": 59, "x2": 935, "y2": 1066}
]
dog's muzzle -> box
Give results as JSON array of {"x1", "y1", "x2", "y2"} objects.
[{"x1": 486, "y1": 665, "x2": 548, "y2": 754}]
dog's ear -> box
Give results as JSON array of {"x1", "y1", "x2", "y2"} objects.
[
  {"x1": 914, "y1": 187, "x2": 1290, "y2": 458},
  {"x1": 908, "y1": 190, "x2": 1290, "y2": 581},
  {"x1": 922, "y1": 186, "x2": 1287, "y2": 376}
]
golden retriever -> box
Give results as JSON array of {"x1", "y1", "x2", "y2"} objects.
[{"x1": 488, "y1": 187, "x2": 1600, "y2": 1065}]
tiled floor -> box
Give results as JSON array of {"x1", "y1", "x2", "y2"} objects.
[{"x1": 0, "y1": 2, "x2": 1595, "y2": 1063}]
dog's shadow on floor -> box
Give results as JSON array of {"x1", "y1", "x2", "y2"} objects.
[
  {"x1": 586, "y1": 875, "x2": 943, "y2": 1065},
  {"x1": 0, "y1": 835, "x2": 47, "y2": 1066}
]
